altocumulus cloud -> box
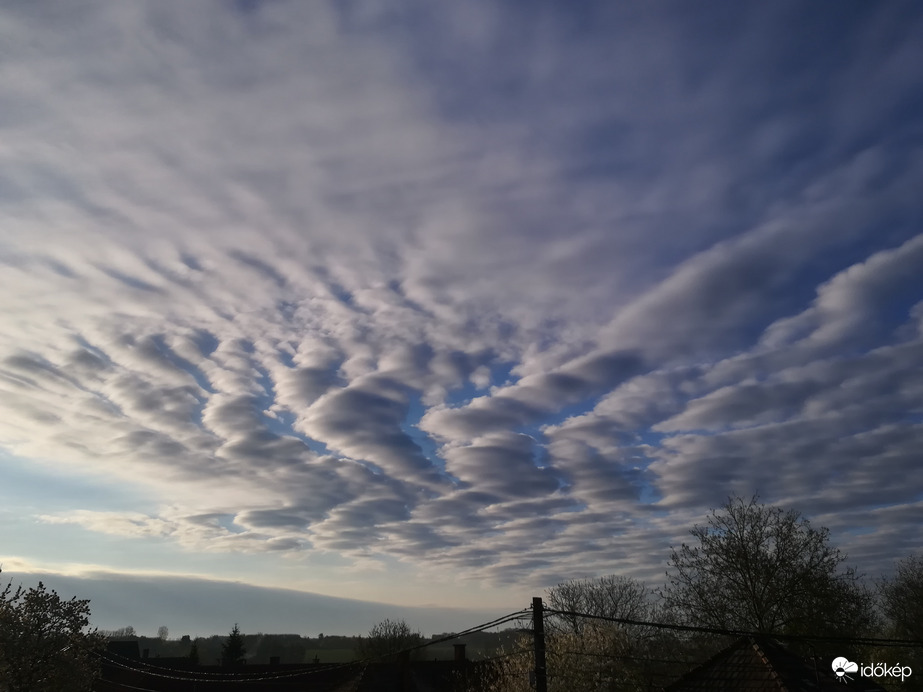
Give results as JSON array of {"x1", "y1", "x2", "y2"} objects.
[{"x1": 1, "y1": 0, "x2": 922, "y2": 594}]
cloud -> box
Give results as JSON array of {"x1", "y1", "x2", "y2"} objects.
[
  {"x1": 298, "y1": 376, "x2": 447, "y2": 487},
  {"x1": 443, "y1": 432, "x2": 560, "y2": 499},
  {"x1": 761, "y1": 232, "x2": 923, "y2": 351},
  {"x1": 0, "y1": 565, "x2": 511, "y2": 636},
  {"x1": 648, "y1": 339, "x2": 923, "y2": 511},
  {"x1": 420, "y1": 351, "x2": 644, "y2": 443},
  {"x1": 0, "y1": 0, "x2": 922, "y2": 600},
  {"x1": 39, "y1": 511, "x2": 175, "y2": 539}
]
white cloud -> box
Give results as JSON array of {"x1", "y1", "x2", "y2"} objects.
[{"x1": 0, "y1": 0, "x2": 922, "y2": 599}]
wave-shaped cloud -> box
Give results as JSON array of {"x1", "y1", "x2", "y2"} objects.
[{"x1": 1, "y1": 0, "x2": 922, "y2": 595}]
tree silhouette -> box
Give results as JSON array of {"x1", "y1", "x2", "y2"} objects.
[
  {"x1": 544, "y1": 575, "x2": 685, "y2": 690},
  {"x1": 877, "y1": 554, "x2": 923, "y2": 684},
  {"x1": 546, "y1": 575, "x2": 655, "y2": 634},
  {"x1": 0, "y1": 569, "x2": 105, "y2": 691},
  {"x1": 355, "y1": 618, "x2": 423, "y2": 660},
  {"x1": 220, "y1": 624, "x2": 247, "y2": 666},
  {"x1": 662, "y1": 495, "x2": 876, "y2": 639},
  {"x1": 880, "y1": 553, "x2": 923, "y2": 641}
]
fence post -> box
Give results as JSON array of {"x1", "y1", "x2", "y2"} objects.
[{"x1": 533, "y1": 597, "x2": 548, "y2": 692}]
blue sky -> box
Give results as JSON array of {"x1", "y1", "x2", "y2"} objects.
[{"x1": 1, "y1": 0, "x2": 922, "y2": 636}]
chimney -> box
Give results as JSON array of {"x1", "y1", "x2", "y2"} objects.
[{"x1": 454, "y1": 644, "x2": 466, "y2": 662}]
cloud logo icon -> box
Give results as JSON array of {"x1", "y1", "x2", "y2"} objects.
[{"x1": 832, "y1": 657, "x2": 859, "y2": 682}]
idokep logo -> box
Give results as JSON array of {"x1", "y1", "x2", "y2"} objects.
[
  {"x1": 832, "y1": 657, "x2": 858, "y2": 682},
  {"x1": 832, "y1": 657, "x2": 912, "y2": 684}
]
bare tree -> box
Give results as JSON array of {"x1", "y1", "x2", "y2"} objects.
[
  {"x1": 157, "y1": 625, "x2": 169, "y2": 642},
  {"x1": 542, "y1": 575, "x2": 685, "y2": 689},
  {"x1": 355, "y1": 618, "x2": 423, "y2": 660},
  {"x1": 99, "y1": 626, "x2": 136, "y2": 639},
  {"x1": 872, "y1": 554, "x2": 923, "y2": 684},
  {"x1": 546, "y1": 575, "x2": 654, "y2": 634},
  {"x1": 880, "y1": 554, "x2": 923, "y2": 641},
  {"x1": 478, "y1": 622, "x2": 660, "y2": 692},
  {"x1": 662, "y1": 495, "x2": 876, "y2": 639}
]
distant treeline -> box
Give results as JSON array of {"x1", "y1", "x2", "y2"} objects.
[{"x1": 99, "y1": 627, "x2": 520, "y2": 665}]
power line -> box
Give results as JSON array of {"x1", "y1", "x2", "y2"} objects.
[
  {"x1": 92, "y1": 609, "x2": 531, "y2": 685},
  {"x1": 340, "y1": 609, "x2": 530, "y2": 667},
  {"x1": 408, "y1": 609, "x2": 531, "y2": 654},
  {"x1": 98, "y1": 646, "x2": 358, "y2": 680},
  {"x1": 93, "y1": 680, "x2": 164, "y2": 692},
  {"x1": 543, "y1": 607, "x2": 923, "y2": 647},
  {"x1": 95, "y1": 649, "x2": 364, "y2": 683}
]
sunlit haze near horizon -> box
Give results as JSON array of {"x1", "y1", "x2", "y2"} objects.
[{"x1": 1, "y1": 0, "x2": 922, "y2": 636}]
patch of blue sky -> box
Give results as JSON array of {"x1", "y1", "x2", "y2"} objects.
[
  {"x1": 327, "y1": 281, "x2": 355, "y2": 307},
  {"x1": 251, "y1": 363, "x2": 275, "y2": 407},
  {"x1": 248, "y1": 364, "x2": 332, "y2": 457},
  {"x1": 441, "y1": 381, "x2": 481, "y2": 408},
  {"x1": 767, "y1": 224, "x2": 923, "y2": 340},
  {"x1": 72, "y1": 335, "x2": 115, "y2": 366},
  {"x1": 190, "y1": 329, "x2": 219, "y2": 358},
  {"x1": 216, "y1": 514, "x2": 247, "y2": 535},
  {"x1": 2, "y1": 518, "x2": 162, "y2": 568},
  {"x1": 535, "y1": 398, "x2": 604, "y2": 434},
  {"x1": 402, "y1": 393, "x2": 441, "y2": 469},
  {"x1": 0, "y1": 451, "x2": 154, "y2": 514},
  {"x1": 879, "y1": 286, "x2": 923, "y2": 334},
  {"x1": 274, "y1": 347, "x2": 296, "y2": 369},
  {"x1": 266, "y1": 409, "x2": 332, "y2": 458},
  {"x1": 441, "y1": 362, "x2": 517, "y2": 407},
  {"x1": 149, "y1": 334, "x2": 214, "y2": 395},
  {"x1": 637, "y1": 483, "x2": 663, "y2": 506},
  {"x1": 635, "y1": 430, "x2": 667, "y2": 447}
]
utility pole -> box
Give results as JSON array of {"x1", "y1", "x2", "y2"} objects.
[{"x1": 532, "y1": 597, "x2": 548, "y2": 692}]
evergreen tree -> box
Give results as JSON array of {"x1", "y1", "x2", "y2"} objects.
[{"x1": 220, "y1": 624, "x2": 247, "y2": 667}]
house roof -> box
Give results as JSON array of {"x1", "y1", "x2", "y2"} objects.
[
  {"x1": 664, "y1": 637, "x2": 888, "y2": 692},
  {"x1": 105, "y1": 640, "x2": 140, "y2": 660}
]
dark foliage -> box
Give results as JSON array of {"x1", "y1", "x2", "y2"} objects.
[
  {"x1": 220, "y1": 623, "x2": 247, "y2": 666},
  {"x1": 355, "y1": 618, "x2": 424, "y2": 661},
  {"x1": 0, "y1": 569, "x2": 105, "y2": 692},
  {"x1": 662, "y1": 496, "x2": 878, "y2": 642}
]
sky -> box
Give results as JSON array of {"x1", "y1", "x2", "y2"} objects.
[{"x1": 1, "y1": 0, "x2": 922, "y2": 637}]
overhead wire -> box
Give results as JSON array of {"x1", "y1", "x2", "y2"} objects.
[
  {"x1": 97, "y1": 645, "x2": 359, "y2": 679},
  {"x1": 92, "y1": 608, "x2": 531, "y2": 685},
  {"x1": 95, "y1": 650, "x2": 364, "y2": 683},
  {"x1": 92, "y1": 602, "x2": 919, "y2": 688},
  {"x1": 543, "y1": 607, "x2": 923, "y2": 647},
  {"x1": 92, "y1": 680, "x2": 164, "y2": 692}
]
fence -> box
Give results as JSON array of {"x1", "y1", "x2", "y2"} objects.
[{"x1": 89, "y1": 599, "x2": 923, "y2": 691}]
